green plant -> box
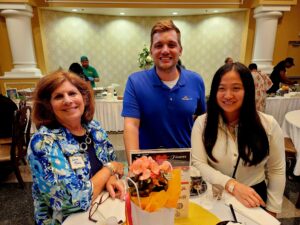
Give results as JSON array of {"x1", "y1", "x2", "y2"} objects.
[{"x1": 138, "y1": 45, "x2": 153, "y2": 69}]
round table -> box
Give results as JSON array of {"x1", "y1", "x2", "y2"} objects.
[
  {"x1": 282, "y1": 110, "x2": 300, "y2": 176},
  {"x1": 62, "y1": 183, "x2": 280, "y2": 225},
  {"x1": 94, "y1": 99, "x2": 124, "y2": 132},
  {"x1": 265, "y1": 96, "x2": 300, "y2": 126}
]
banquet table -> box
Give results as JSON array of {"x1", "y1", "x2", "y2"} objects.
[
  {"x1": 28, "y1": 99, "x2": 124, "y2": 134},
  {"x1": 282, "y1": 110, "x2": 300, "y2": 176},
  {"x1": 265, "y1": 95, "x2": 300, "y2": 126},
  {"x1": 62, "y1": 183, "x2": 280, "y2": 225},
  {"x1": 94, "y1": 99, "x2": 124, "y2": 132}
]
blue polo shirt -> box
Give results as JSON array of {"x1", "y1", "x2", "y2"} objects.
[{"x1": 122, "y1": 67, "x2": 206, "y2": 149}]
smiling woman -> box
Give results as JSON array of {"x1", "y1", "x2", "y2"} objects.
[
  {"x1": 191, "y1": 62, "x2": 286, "y2": 218},
  {"x1": 27, "y1": 71, "x2": 125, "y2": 225},
  {"x1": 50, "y1": 80, "x2": 86, "y2": 131}
]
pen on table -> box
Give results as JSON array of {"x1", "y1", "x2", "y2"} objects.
[{"x1": 229, "y1": 203, "x2": 238, "y2": 222}]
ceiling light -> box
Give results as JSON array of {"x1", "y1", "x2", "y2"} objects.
[
  {"x1": 120, "y1": 12, "x2": 125, "y2": 15},
  {"x1": 71, "y1": 9, "x2": 78, "y2": 12},
  {"x1": 172, "y1": 12, "x2": 178, "y2": 15}
]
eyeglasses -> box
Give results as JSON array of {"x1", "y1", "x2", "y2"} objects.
[{"x1": 89, "y1": 192, "x2": 110, "y2": 222}]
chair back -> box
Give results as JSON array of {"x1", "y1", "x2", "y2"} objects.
[{"x1": 10, "y1": 104, "x2": 32, "y2": 162}]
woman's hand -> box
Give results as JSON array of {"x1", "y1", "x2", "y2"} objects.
[
  {"x1": 106, "y1": 175, "x2": 125, "y2": 200},
  {"x1": 232, "y1": 182, "x2": 266, "y2": 208},
  {"x1": 111, "y1": 161, "x2": 124, "y2": 178}
]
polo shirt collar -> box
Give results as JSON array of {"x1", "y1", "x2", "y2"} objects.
[{"x1": 150, "y1": 66, "x2": 187, "y2": 87}]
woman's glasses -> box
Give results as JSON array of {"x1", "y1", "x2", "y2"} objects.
[{"x1": 89, "y1": 192, "x2": 110, "y2": 222}]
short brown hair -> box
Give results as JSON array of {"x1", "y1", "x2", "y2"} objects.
[
  {"x1": 150, "y1": 19, "x2": 181, "y2": 48},
  {"x1": 32, "y1": 70, "x2": 95, "y2": 129}
]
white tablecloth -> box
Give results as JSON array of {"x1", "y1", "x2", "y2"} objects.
[
  {"x1": 282, "y1": 110, "x2": 300, "y2": 176},
  {"x1": 29, "y1": 99, "x2": 124, "y2": 133},
  {"x1": 63, "y1": 183, "x2": 280, "y2": 225},
  {"x1": 191, "y1": 183, "x2": 280, "y2": 225},
  {"x1": 94, "y1": 99, "x2": 124, "y2": 132},
  {"x1": 265, "y1": 96, "x2": 300, "y2": 126}
]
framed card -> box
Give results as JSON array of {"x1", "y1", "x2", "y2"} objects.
[
  {"x1": 6, "y1": 88, "x2": 18, "y2": 100},
  {"x1": 129, "y1": 148, "x2": 191, "y2": 218}
]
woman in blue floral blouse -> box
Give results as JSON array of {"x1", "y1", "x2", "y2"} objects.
[{"x1": 27, "y1": 71, "x2": 125, "y2": 225}]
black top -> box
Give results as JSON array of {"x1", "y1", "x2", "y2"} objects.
[
  {"x1": 267, "y1": 60, "x2": 286, "y2": 93},
  {"x1": 0, "y1": 94, "x2": 18, "y2": 138},
  {"x1": 73, "y1": 133, "x2": 102, "y2": 177}
]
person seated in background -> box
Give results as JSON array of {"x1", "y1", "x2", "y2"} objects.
[
  {"x1": 80, "y1": 56, "x2": 100, "y2": 88},
  {"x1": 224, "y1": 57, "x2": 233, "y2": 64},
  {"x1": 0, "y1": 94, "x2": 18, "y2": 138},
  {"x1": 69, "y1": 62, "x2": 89, "y2": 82},
  {"x1": 267, "y1": 57, "x2": 297, "y2": 94},
  {"x1": 191, "y1": 62, "x2": 285, "y2": 217},
  {"x1": 248, "y1": 63, "x2": 273, "y2": 112},
  {"x1": 27, "y1": 71, "x2": 124, "y2": 224}
]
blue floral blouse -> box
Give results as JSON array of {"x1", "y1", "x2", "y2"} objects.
[{"x1": 27, "y1": 120, "x2": 116, "y2": 225}]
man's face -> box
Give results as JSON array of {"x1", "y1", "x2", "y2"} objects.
[
  {"x1": 150, "y1": 30, "x2": 182, "y2": 72},
  {"x1": 81, "y1": 60, "x2": 89, "y2": 68}
]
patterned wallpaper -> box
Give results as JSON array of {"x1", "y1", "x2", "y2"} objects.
[{"x1": 40, "y1": 10, "x2": 246, "y2": 95}]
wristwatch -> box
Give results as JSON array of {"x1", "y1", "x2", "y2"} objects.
[
  {"x1": 228, "y1": 181, "x2": 236, "y2": 194},
  {"x1": 103, "y1": 162, "x2": 116, "y2": 176}
]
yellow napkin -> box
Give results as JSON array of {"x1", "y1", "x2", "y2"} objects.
[
  {"x1": 131, "y1": 169, "x2": 181, "y2": 212},
  {"x1": 175, "y1": 202, "x2": 220, "y2": 225}
]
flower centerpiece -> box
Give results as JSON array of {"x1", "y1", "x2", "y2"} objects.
[
  {"x1": 125, "y1": 156, "x2": 181, "y2": 225},
  {"x1": 138, "y1": 45, "x2": 153, "y2": 69},
  {"x1": 128, "y1": 156, "x2": 172, "y2": 197}
]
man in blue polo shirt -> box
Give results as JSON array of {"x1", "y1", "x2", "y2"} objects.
[{"x1": 122, "y1": 20, "x2": 206, "y2": 161}]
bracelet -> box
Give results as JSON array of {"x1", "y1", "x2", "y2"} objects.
[
  {"x1": 227, "y1": 180, "x2": 237, "y2": 194},
  {"x1": 103, "y1": 162, "x2": 116, "y2": 176}
]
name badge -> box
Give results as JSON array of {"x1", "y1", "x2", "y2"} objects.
[{"x1": 69, "y1": 155, "x2": 85, "y2": 170}]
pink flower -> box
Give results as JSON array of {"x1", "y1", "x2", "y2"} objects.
[
  {"x1": 129, "y1": 159, "x2": 142, "y2": 175},
  {"x1": 129, "y1": 156, "x2": 172, "y2": 181},
  {"x1": 149, "y1": 160, "x2": 160, "y2": 175},
  {"x1": 159, "y1": 161, "x2": 172, "y2": 173},
  {"x1": 139, "y1": 168, "x2": 151, "y2": 180}
]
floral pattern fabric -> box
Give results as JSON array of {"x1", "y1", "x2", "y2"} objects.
[
  {"x1": 251, "y1": 71, "x2": 273, "y2": 112},
  {"x1": 27, "y1": 120, "x2": 116, "y2": 225}
]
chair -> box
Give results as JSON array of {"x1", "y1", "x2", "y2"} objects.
[
  {"x1": 284, "y1": 137, "x2": 300, "y2": 209},
  {"x1": 0, "y1": 99, "x2": 27, "y2": 145},
  {"x1": 285, "y1": 137, "x2": 297, "y2": 177},
  {"x1": 0, "y1": 104, "x2": 32, "y2": 188}
]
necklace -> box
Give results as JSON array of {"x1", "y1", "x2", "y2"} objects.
[
  {"x1": 78, "y1": 132, "x2": 92, "y2": 151},
  {"x1": 226, "y1": 122, "x2": 238, "y2": 140}
]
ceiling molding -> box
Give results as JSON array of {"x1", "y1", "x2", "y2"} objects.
[{"x1": 44, "y1": 0, "x2": 244, "y2": 5}]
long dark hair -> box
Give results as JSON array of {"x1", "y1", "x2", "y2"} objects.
[{"x1": 204, "y1": 62, "x2": 269, "y2": 166}]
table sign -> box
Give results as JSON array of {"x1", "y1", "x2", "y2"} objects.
[{"x1": 130, "y1": 149, "x2": 191, "y2": 218}]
